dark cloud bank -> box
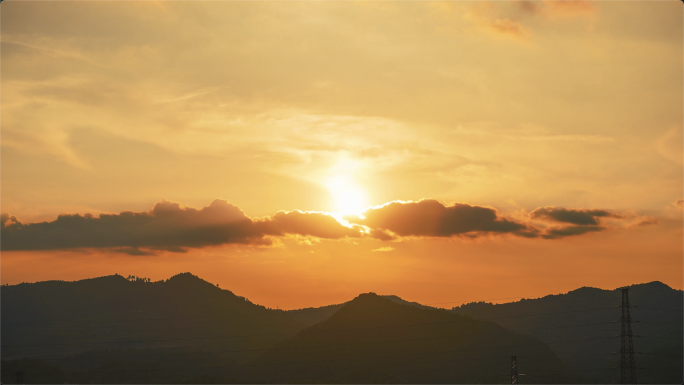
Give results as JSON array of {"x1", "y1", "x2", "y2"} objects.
[
  {"x1": 345, "y1": 200, "x2": 536, "y2": 239},
  {"x1": 1, "y1": 199, "x2": 648, "y2": 253},
  {"x1": 530, "y1": 207, "x2": 620, "y2": 226}
]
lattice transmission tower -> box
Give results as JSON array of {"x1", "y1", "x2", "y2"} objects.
[
  {"x1": 620, "y1": 288, "x2": 636, "y2": 384},
  {"x1": 510, "y1": 355, "x2": 518, "y2": 384}
]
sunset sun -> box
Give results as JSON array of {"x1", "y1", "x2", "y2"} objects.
[
  {"x1": 325, "y1": 175, "x2": 369, "y2": 215},
  {"x1": 1, "y1": 1, "x2": 682, "y2": 383}
]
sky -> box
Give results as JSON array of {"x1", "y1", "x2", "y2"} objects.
[{"x1": 1, "y1": 0, "x2": 682, "y2": 310}]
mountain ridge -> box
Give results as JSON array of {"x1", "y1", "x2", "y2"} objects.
[
  {"x1": 243, "y1": 292, "x2": 573, "y2": 383},
  {"x1": 2, "y1": 274, "x2": 681, "y2": 383}
]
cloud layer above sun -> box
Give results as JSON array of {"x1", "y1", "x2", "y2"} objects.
[{"x1": 1, "y1": 199, "x2": 653, "y2": 254}]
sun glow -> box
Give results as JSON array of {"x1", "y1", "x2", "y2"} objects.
[{"x1": 325, "y1": 176, "x2": 369, "y2": 215}]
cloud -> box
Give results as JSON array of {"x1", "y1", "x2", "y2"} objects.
[
  {"x1": 369, "y1": 228, "x2": 397, "y2": 241},
  {"x1": 524, "y1": 135, "x2": 614, "y2": 143},
  {"x1": 489, "y1": 18, "x2": 530, "y2": 39},
  {"x1": 530, "y1": 207, "x2": 620, "y2": 226},
  {"x1": 673, "y1": 199, "x2": 684, "y2": 209},
  {"x1": 1, "y1": 213, "x2": 21, "y2": 228},
  {"x1": 1, "y1": 199, "x2": 653, "y2": 252},
  {"x1": 110, "y1": 247, "x2": 157, "y2": 256},
  {"x1": 372, "y1": 247, "x2": 394, "y2": 252},
  {"x1": 656, "y1": 128, "x2": 683, "y2": 165},
  {"x1": 350, "y1": 200, "x2": 650, "y2": 240},
  {"x1": 543, "y1": 1, "x2": 596, "y2": 17},
  {"x1": 517, "y1": 1, "x2": 596, "y2": 18},
  {"x1": 258, "y1": 210, "x2": 364, "y2": 239},
  {"x1": 516, "y1": 1, "x2": 540, "y2": 15},
  {"x1": 541, "y1": 225, "x2": 604, "y2": 239},
  {"x1": 347, "y1": 199, "x2": 532, "y2": 238},
  {"x1": 529, "y1": 206, "x2": 656, "y2": 238},
  {"x1": 1, "y1": 199, "x2": 361, "y2": 252}
]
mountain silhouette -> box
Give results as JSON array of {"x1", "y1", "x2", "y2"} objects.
[
  {"x1": 2, "y1": 273, "x2": 305, "y2": 383},
  {"x1": 452, "y1": 281, "x2": 683, "y2": 384},
  {"x1": 243, "y1": 292, "x2": 575, "y2": 383},
  {"x1": 287, "y1": 303, "x2": 346, "y2": 326},
  {"x1": 2, "y1": 274, "x2": 680, "y2": 384},
  {"x1": 284, "y1": 295, "x2": 431, "y2": 327}
]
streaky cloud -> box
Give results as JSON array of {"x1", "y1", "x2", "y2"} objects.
[
  {"x1": 530, "y1": 206, "x2": 620, "y2": 226},
  {"x1": 541, "y1": 225, "x2": 604, "y2": 239}
]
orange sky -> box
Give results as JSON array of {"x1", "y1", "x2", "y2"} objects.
[{"x1": 1, "y1": 1, "x2": 682, "y2": 309}]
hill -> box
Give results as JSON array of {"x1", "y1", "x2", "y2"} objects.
[
  {"x1": 284, "y1": 294, "x2": 443, "y2": 327},
  {"x1": 243, "y1": 293, "x2": 577, "y2": 383},
  {"x1": 3, "y1": 274, "x2": 679, "y2": 384},
  {"x1": 1, "y1": 273, "x2": 306, "y2": 383},
  {"x1": 287, "y1": 303, "x2": 346, "y2": 326},
  {"x1": 451, "y1": 281, "x2": 683, "y2": 384}
]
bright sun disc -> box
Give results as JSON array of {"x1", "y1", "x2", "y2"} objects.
[{"x1": 326, "y1": 176, "x2": 368, "y2": 215}]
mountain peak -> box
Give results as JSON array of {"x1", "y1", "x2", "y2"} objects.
[
  {"x1": 350, "y1": 292, "x2": 382, "y2": 303},
  {"x1": 630, "y1": 281, "x2": 674, "y2": 290},
  {"x1": 166, "y1": 272, "x2": 223, "y2": 292},
  {"x1": 333, "y1": 292, "x2": 393, "y2": 313},
  {"x1": 168, "y1": 272, "x2": 200, "y2": 281},
  {"x1": 567, "y1": 286, "x2": 603, "y2": 295}
]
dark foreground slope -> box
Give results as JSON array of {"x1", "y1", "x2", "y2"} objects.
[
  {"x1": 2, "y1": 273, "x2": 305, "y2": 383},
  {"x1": 452, "y1": 281, "x2": 683, "y2": 384},
  {"x1": 243, "y1": 293, "x2": 577, "y2": 384}
]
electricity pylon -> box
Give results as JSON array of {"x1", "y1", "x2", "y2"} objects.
[
  {"x1": 620, "y1": 288, "x2": 636, "y2": 384},
  {"x1": 511, "y1": 355, "x2": 518, "y2": 384}
]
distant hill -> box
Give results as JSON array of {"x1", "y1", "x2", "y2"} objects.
[
  {"x1": 382, "y1": 295, "x2": 436, "y2": 310},
  {"x1": 2, "y1": 273, "x2": 306, "y2": 383},
  {"x1": 243, "y1": 293, "x2": 576, "y2": 384},
  {"x1": 287, "y1": 303, "x2": 346, "y2": 326},
  {"x1": 284, "y1": 295, "x2": 438, "y2": 327},
  {"x1": 451, "y1": 281, "x2": 683, "y2": 384},
  {"x1": 2, "y1": 274, "x2": 680, "y2": 384}
]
